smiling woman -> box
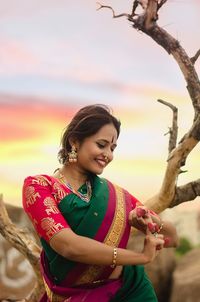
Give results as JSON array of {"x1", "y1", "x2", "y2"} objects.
[
  {"x1": 57, "y1": 105, "x2": 120, "y2": 178},
  {"x1": 71, "y1": 124, "x2": 117, "y2": 173},
  {"x1": 22, "y1": 104, "x2": 178, "y2": 302}
]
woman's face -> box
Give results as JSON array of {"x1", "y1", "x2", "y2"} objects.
[{"x1": 75, "y1": 123, "x2": 118, "y2": 175}]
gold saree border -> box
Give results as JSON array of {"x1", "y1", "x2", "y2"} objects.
[
  {"x1": 76, "y1": 183, "x2": 126, "y2": 284},
  {"x1": 43, "y1": 277, "x2": 69, "y2": 302}
]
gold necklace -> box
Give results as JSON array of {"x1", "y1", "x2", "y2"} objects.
[{"x1": 58, "y1": 170, "x2": 92, "y2": 203}]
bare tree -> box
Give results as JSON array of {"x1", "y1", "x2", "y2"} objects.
[
  {"x1": 0, "y1": 1, "x2": 200, "y2": 300},
  {"x1": 97, "y1": 0, "x2": 200, "y2": 212}
]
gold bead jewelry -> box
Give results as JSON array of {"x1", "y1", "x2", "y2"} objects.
[
  {"x1": 110, "y1": 247, "x2": 117, "y2": 268},
  {"x1": 68, "y1": 145, "x2": 77, "y2": 163},
  {"x1": 58, "y1": 170, "x2": 92, "y2": 203}
]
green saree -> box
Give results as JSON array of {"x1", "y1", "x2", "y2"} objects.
[
  {"x1": 112, "y1": 265, "x2": 158, "y2": 302},
  {"x1": 24, "y1": 174, "x2": 158, "y2": 302}
]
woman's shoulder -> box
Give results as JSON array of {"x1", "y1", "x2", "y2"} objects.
[{"x1": 23, "y1": 174, "x2": 55, "y2": 187}]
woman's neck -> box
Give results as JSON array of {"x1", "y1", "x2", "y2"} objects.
[{"x1": 58, "y1": 165, "x2": 88, "y2": 190}]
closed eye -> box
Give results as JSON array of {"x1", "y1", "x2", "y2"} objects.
[
  {"x1": 97, "y1": 142, "x2": 105, "y2": 149},
  {"x1": 96, "y1": 140, "x2": 117, "y2": 152}
]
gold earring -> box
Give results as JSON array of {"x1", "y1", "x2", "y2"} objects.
[{"x1": 68, "y1": 146, "x2": 77, "y2": 163}]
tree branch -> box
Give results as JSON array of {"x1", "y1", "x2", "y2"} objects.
[
  {"x1": 99, "y1": 0, "x2": 200, "y2": 212},
  {"x1": 190, "y1": 49, "x2": 200, "y2": 65},
  {"x1": 144, "y1": 0, "x2": 159, "y2": 30},
  {"x1": 145, "y1": 136, "x2": 198, "y2": 213},
  {"x1": 131, "y1": 0, "x2": 140, "y2": 16},
  {"x1": 99, "y1": 1, "x2": 200, "y2": 114},
  {"x1": 0, "y1": 194, "x2": 44, "y2": 301},
  {"x1": 145, "y1": 114, "x2": 200, "y2": 212},
  {"x1": 157, "y1": 0, "x2": 168, "y2": 11},
  {"x1": 158, "y1": 99, "x2": 178, "y2": 154},
  {"x1": 170, "y1": 179, "x2": 200, "y2": 207},
  {"x1": 131, "y1": 26, "x2": 200, "y2": 116},
  {"x1": 96, "y1": 3, "x2": 130, "y2": 19}
]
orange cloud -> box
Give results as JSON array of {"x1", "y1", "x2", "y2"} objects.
[{"x1": 0, "y1": 95, "x2": 78, "y2": 141}]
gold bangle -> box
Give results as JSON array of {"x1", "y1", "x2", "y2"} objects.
[{"x1": 111, "y1": 247, "x2": 117, "y2": 268}]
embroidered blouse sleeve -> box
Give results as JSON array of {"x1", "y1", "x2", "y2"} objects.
[{"x1": 22, "y1": 175, "x2": 70, "y2": 242}]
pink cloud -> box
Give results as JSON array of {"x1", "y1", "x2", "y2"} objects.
[
  {"x1": 0, "y1": 1, "x2": 67, "y2": 19},
  {"x1": 0, "y1": 37, "x2": 40, "y2": 74}
]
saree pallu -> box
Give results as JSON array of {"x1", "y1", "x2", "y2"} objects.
[{"x1": 39, "y1": 176, "x2": 157, "y2": 302}]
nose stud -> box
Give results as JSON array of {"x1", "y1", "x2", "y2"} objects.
[{"x1": 104, "y1": 155, "x2": 108, "y2": 161}]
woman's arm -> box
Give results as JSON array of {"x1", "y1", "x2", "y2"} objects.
[{"x1": 49, "y1": 227, "x2": 165, "y2": 266}]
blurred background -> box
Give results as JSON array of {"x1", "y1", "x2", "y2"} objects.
[{"x1": 0, "y1": 1, "x2": 200, "y2": 300}]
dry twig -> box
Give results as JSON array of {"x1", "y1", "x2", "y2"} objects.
[
  {"x1": 190, "y1": 49, "x2": 200, "y2": 65},
  {"x1": 158, "y1": 99, "x2": 178, "y2": 154}
]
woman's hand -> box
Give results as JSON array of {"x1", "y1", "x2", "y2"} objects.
[
  {"x1": 142, "y1": 230, "x2": 165, "y2": 263},
  {"x1": 129, "y1": 206, "x2": 179, "y2": 248},
  {"x1": 129, "y1": 206, "x2": 159, "y2": 234}
]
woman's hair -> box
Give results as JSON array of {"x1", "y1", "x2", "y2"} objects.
[{"x1": 58, "y1": 104, "x2": 121, "y2": 164}]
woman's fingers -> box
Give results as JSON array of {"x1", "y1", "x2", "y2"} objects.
[
  {"x1": 130, "y1": 207, "x2": 164, "y2": 239},
  {"x1": 147, "y1": 222, "x2": 158, "y2": 233},
  {"x1": 153, "y1": 233, "x2": 165, "y2": 250},
  {"x1": 135, "y1": 207, "x2": 153, "y2": 229},
  {"x1": 136, "y1": 207, "x2": 148, "y2": 218},
  {"x1": 146, "y1": 229, "x2": 165, "y2": 249}
]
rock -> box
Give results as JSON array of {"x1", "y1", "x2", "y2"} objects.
[
  {"x1": 170, "y1": 248, "x2": 200, "y2": 302},
  {"x1": 0, "y1": 204, "x2": 37, "y2": 300},
  {"x1": 146, "y1": 248, "x2": 176, "y2": 302}
]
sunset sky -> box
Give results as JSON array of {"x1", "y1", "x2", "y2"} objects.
[{"x1": 0, "y1": 0, "x2": 200, "y2": 211}]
